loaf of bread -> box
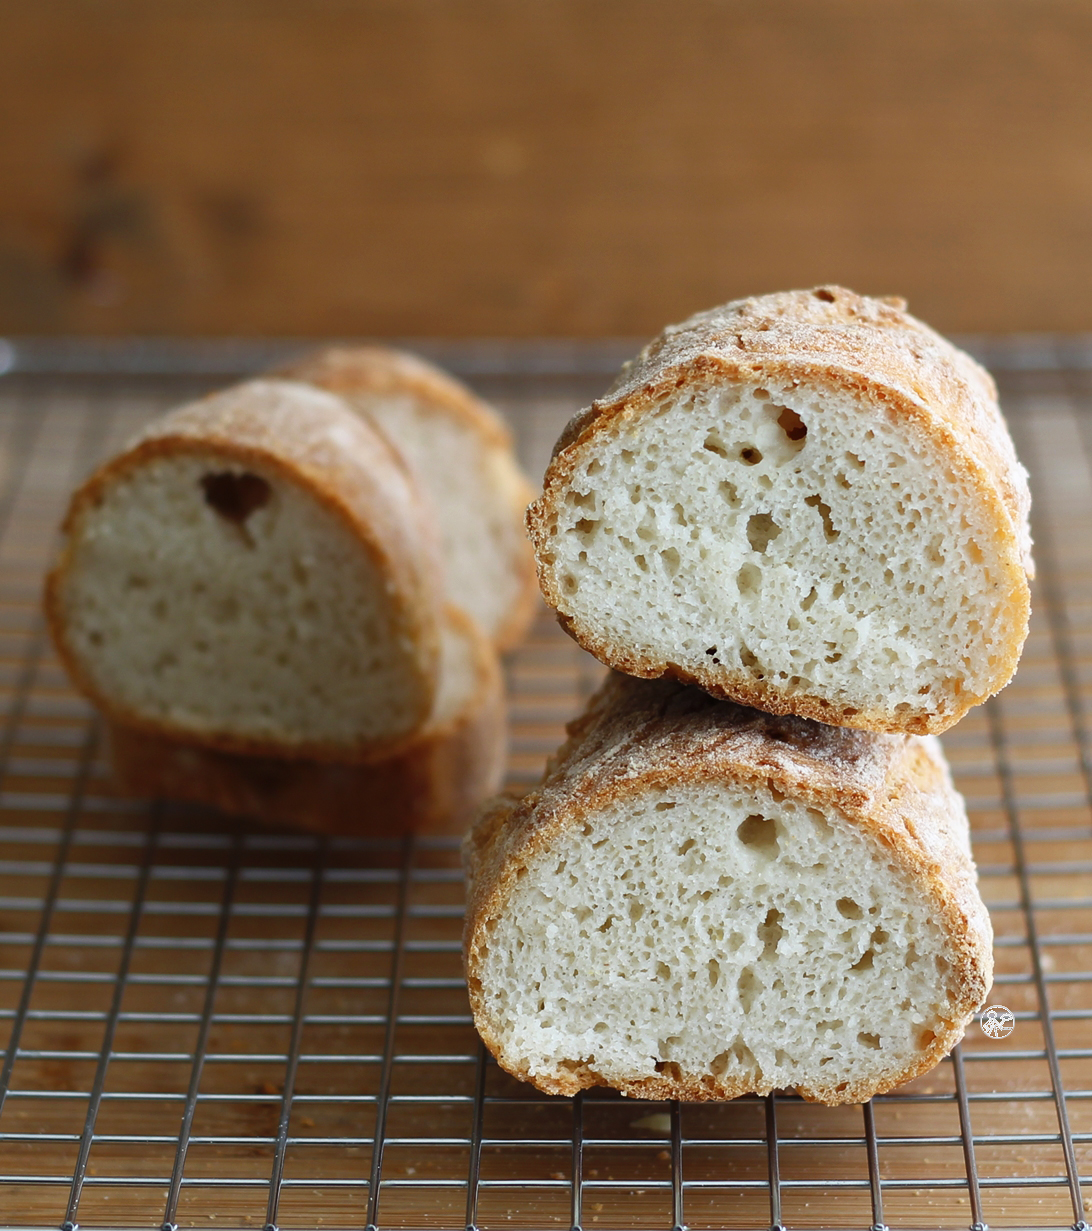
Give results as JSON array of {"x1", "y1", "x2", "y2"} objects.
[
  {"x1": 464, "y1": 671, "x2": 992, "y2": 1106},
  {"x1": 45, "y1": 379, "x2": 442, "y2": 761},
  {"x1": 278, "y1": 346, "x2": 537, "y2": 650},
  {"x1": 108, "y1": 606, "x2": 506, "y2": 836},
  {"x1": 528, "y1": 287, "x2": 1033, "y2": 734}
]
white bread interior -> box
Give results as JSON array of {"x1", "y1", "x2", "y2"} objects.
[
  {"x1": 528, "y1": 287, "x2": 1032, "y2": 734},
  {"x1": 464, "y1": 673, "x2": 992, "y2": 1106},
  {"x1": 46, "y1": 379, "x2": 441, "y2": 760}
]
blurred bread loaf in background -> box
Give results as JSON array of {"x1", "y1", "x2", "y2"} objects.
[
  {"x1": 45, "y1": 354, "x2": 532, "y2": 835},
  {"x1": 109, "y1": 605, "x2": 506, "y2": 837},
  {"x1": 46, "y1": 377, "x2": 444, "y2": 761},
  {"x1": 277, "y1": 346, "x2": 537, "y2": 650}
]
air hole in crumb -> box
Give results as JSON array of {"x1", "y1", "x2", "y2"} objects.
[
  {"x1": 776, "y1": 406, "x2": 808, "y2": 442},
  {"x1": 746, "y1": 513, "x2": 781, "y2": 554},
  {"x1": 737, "y1": 814, "x2": 779, "y2": 859},
  {"x1": 801, "y1": 586, "x2": 818, "y2": 611},
  {"x1": 655, "y1": 801, "x2": 677, "y2": 811},
  {"x1": 739, "y1": 642, "x2": 763, "y2": 676},
  {"x1": 738, "y1": 445, "x2": 762, "y2": 465},
  {"x1": 202, "y1": 471, "x2": 271, "y2": 524},
  {"x1": 836, "y1": 897, "x2": 863, "y2": 920},
  {"x1": 703, "y1": 433, "x2": 729, "y2": 459},
  {"x1": 718, "y1": 479, "x2": 740, "y2": 506},
  {"x1": 737, "y1": 564, "x2": 761, "y2": 597},
  {"x1": 857, "y1": 1031, "x2": 881, "y2": 1050},
  {"x1": 851, "y1": 948, "x2": 875, "y2": 972},
  {"x1": 815, "y1": 288, "x2": 836, "y2": 302},
  {"x1": 737, "y1": 967, "x2": 760, "y2": 1013},
  {"x1": 805, "y1": 494, "x2": 839, "y2": 541},
  {"x1": 758, "y1": 908, "x2": 784, "y2": 957},
  {"x1": 677, "y1": 837, "x2": 697, "y2": 856},
  {"x1": 561, "y1": 574, "x2": 578, "y2": 595}
]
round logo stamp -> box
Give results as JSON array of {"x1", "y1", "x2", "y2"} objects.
[{"x1": 979, "y1": 1004, "x2": 1015, "y2": 1039}]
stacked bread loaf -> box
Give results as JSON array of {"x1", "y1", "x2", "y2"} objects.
[
  {"x1": 465, "y1": 287, "x2": 1031, "y2": 1104},
  {"x1": 44, "y1": 350, "x2": 536, "y2": 837}
]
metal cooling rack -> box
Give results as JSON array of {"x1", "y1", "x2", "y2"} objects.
[{"x1": 0, "y1": 341, "x2": 1090, "y2": 1231}]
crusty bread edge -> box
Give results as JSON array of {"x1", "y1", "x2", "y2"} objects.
[
  {"x1": 463, "y1": 686, "x2": 993, "y2": 1106},
  {"x1": 45, "y1": 430, "x2": 441, "y2": 764},
  {"x1": 528, "y1": 347, "x2": 1031, "y2": 734}
]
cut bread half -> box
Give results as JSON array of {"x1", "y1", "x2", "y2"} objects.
[
  {"x1": 528, "y1": 287, "x2": 1033, "y2": 734},
  {"x1": 464, "y1": 672, "x2": 993, "y2": 1106},
  {"x1": 278, "y1": 346, "x2": 538, "y2": 650},
  {"x1": 108, "y1": 606, "x2": 506, "y2": 836},
  {"x1": 45, "y1": 379, "x2": 442, "y2": 761}
]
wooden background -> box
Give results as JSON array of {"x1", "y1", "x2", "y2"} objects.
[{"x1": 2, "y1": 0, "x2": 1092, "y2": 338}]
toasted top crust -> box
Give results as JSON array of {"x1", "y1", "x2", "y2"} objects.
[
  {"x1": 276, "y1": 345, "x2": 516, "y2": 452},
  {"x1": 548, "y1": 286, "x2": 1032, "y2": 576},
  {"x1": 465, "y1": 673, "x2": 993, "y2": 1052},
  {"x1": 45, "y1": 379, "x2": 443, "y2": 760}
]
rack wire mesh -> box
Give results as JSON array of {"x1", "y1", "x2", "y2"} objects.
[{"x1": 0, "y1": 340, "x2": 1090, "y2": 1231}]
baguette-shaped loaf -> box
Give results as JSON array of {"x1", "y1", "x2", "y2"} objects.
[
  {"x1": 464, "y1": 672, "x2": 993, "y2": 1105},
  {"x1": 45, "y1": 379, "x2": 442, "y2": 761},
  {"x1": 278, "y1": 347, "x2": 538, "y2": 650},
  {"x1": 108, "y1": 607, "x2": 506, "y2": 836},
  {"x1": 528, "y1": 287, "x2": 1032, "y2": 734}
]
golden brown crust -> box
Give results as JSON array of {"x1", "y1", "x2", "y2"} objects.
[
  {"x1": 44, "y1": 379, "x2": 443, "y2": 762},
  {"x1": 109, "y1": 607, "x2": 506, "y2": 837},
  {"x1": 277, "y1": 347, "x2": 539, "y2": 652},
  {"x1": 528, "y1": 286, "x2": 1032, "y2": 734},
  {"x1": 464, "y1": 672, "x2": 993, "y2": 1106}
]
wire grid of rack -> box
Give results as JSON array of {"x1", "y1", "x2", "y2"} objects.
[{"x1": 0, "y1": 340, "x2": 1090, "y2": 1231}]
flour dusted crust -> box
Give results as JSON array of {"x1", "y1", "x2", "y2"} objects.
[
  {"x1": 278, "y1": 346, "x2": 538, "y2": 650},
  {"x1": 528, "y1": 287, "x2": 1033, "y2": 734},
  {"x1": 45, "y1": 379, "x2": 443, "y2": 761},
  {"x1": 108, "y1": 607, "x2": 506, "y2": 837},
  {"x1": 464, "y1": 672, "x2": 993, "y2": 1106}
]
